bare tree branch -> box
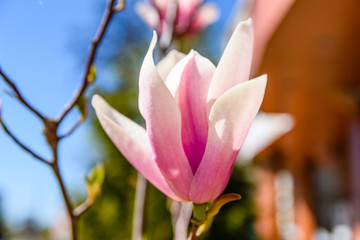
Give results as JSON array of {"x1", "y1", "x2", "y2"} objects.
[
  {"x1": 0, "y1": 106, "x2": 49, "y2": 164},
  {"x1": 0, "y1": 68, "x2": 45, "y2": 120},
  {"x1": 57, "y1": 0, "x2": 117, "y2": 124},
  {"x1": 58, "y1": 116, "x2": 84, "y2": 139},
  {"x1": 0, "y1": 1, "x2": 121, "y2": 239}
]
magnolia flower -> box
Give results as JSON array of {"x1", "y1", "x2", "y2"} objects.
[
  {"x1": 135, "y1": 0, "x2": 219, "y2": 45},
  {"x1": 92, "y1": 19, "x2": 266, "y2": 203}
]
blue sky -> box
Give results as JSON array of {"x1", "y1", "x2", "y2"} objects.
[{"x1": 0, "y1": 0, "x2": 239, "y2": 228}]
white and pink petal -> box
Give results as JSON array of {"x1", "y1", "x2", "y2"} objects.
[
  {"x1": 163, "y1": 51, "x2": 197, "y2": 99},
  {"x1": 156, "y1": 49, "x2": 186, "y2": 81},
  {"x1": 207, "y1": 19, "x2": 254, "y2": 113},
  {"x1": 190, "y1": 75, "x2": 267, "y2": 203},
  {"x1": 92, "y1": 95, "x2": 182, "y2": 201},
  {"x1": 177, "y1": 51, "x2": 215, "y2": 173},
  {"x1": 138, "y1": 33, "x2": 193, "y2": 200}
]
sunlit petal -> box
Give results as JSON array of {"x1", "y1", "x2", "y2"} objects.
[
  {"x1": 177, "y1": 51, "x2": 215, "y2": 173},
  {"x1": 92, "y1": 95, "x2": 182, "y2": 200},
  {"x1": 190, "y1": 75, "x2": 267, "y2": 202},
  {"x1": 138, "y1": 33, "x2": 193, "y2": 199},
  {"x1": 207, "y1": 19, "x2": 254, "y2": 113}
]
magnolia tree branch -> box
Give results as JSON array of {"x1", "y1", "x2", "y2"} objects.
[
  {"x1": 57, "y1": 0, "x2": 120, "y2": 124},
  {"x1": 0, "y1": 0, "x2": 122, "y2": 239},
  {"x1": 59, "y1": 116, "x2": 84, "y2": 139},
  {"x1": 0, "y1": 107, "x2": 48, "y2": 164},
  {"x1": 0, "y1": 69, "x2": 44, "y2": 120}
]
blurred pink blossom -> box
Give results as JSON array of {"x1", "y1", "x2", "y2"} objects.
[
  {"x1": 135, "y1": 0, "x2": 219, "y2": 46},
  {"x1": 92, "y1": 19, "x2": 266, "y2": 203}
]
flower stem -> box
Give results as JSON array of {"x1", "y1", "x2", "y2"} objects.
[{"x1": 132, "y1": 173, "x2": 147, "y2": 240}]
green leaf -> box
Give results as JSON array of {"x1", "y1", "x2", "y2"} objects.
[
  {"x1": 193, "y1": 193, "x2": 241, "y2": 237},
  {"x1": 207, "y1": 193, "x2": 241, "y2": 219},
  {"x1": 86, "y1": 164, "x2": 105, "y2": 203}
]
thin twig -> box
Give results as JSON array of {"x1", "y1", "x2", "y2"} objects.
[
  {"x1": 0, "y1": 68, "x2": 45, "y2": 120},
  {"x1": 3, "y1": 89, "x2": 18, "y2": 99},
  {"x1": 57, "y1": 0, "x2": 117, "y2": 124},
  {"x1": 59, "y1": 116, "x2": 84, "y2": 139},
  {"x1": 0, "y1": 107, "x2": 49, "y2": 164},
  {"x1": 51, "y1": 1, "x2": 119, "y2": 239}
]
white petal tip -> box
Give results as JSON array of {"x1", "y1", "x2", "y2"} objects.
[
  {"x1": 91, "y1": 94, "x2": 101, "y2": 106},
  {"x1": 261, "y1": 73, "x2": 268, "y2": 81},
  {"x1": 281, "y1": 114, "x2": 295, "y2": 132},
  {"x1": 145, "y1": 31, "x2": 158, "y2": 58},
  {"x1": 236, "y1": 18, "x2": 253, "y2": 32},
  {"x1": 188, "y1": 49, "x2": 198, "y2": 57},
  {"x1": 244, "y1": 18, "x2": 253, "y2": 25},
  {"x1": 91, "y1": 94, "x2": 107, "y2": 111},
  {"x1": 251, "y1": 74, "x2": 268, "y2": 87}
]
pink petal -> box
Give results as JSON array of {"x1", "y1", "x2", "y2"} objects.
[
  {"x1": 134, "y1": 2, "x2": 160, "y2": 30},
  {"x1": 91, "y1": 95, "x2": 182, "y2": 201},
  {"x1": 163, "y1": 51, "x2": 197, "y2": 99},
  {"x1": 190, "y1": 75, "x2": 267, "y2": 203},
  {"x1": 158, "y1": 51, "x2": 215, "y2": 174},
  {"x1": 188, "y1": 3, "x2": 219, "y2": 34},
  {"x1": 138, "y1": 33, "x2": 193, "y2": 200},
  {"x1": 156, "y1": 49, "x2": 185, "y2": 81},
  {"x1": 207, "y1": 19, "x2": 254, "y2": 113},
  {"x1": 177, "y1": 51, "x2": 215, "y2": 173}
]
